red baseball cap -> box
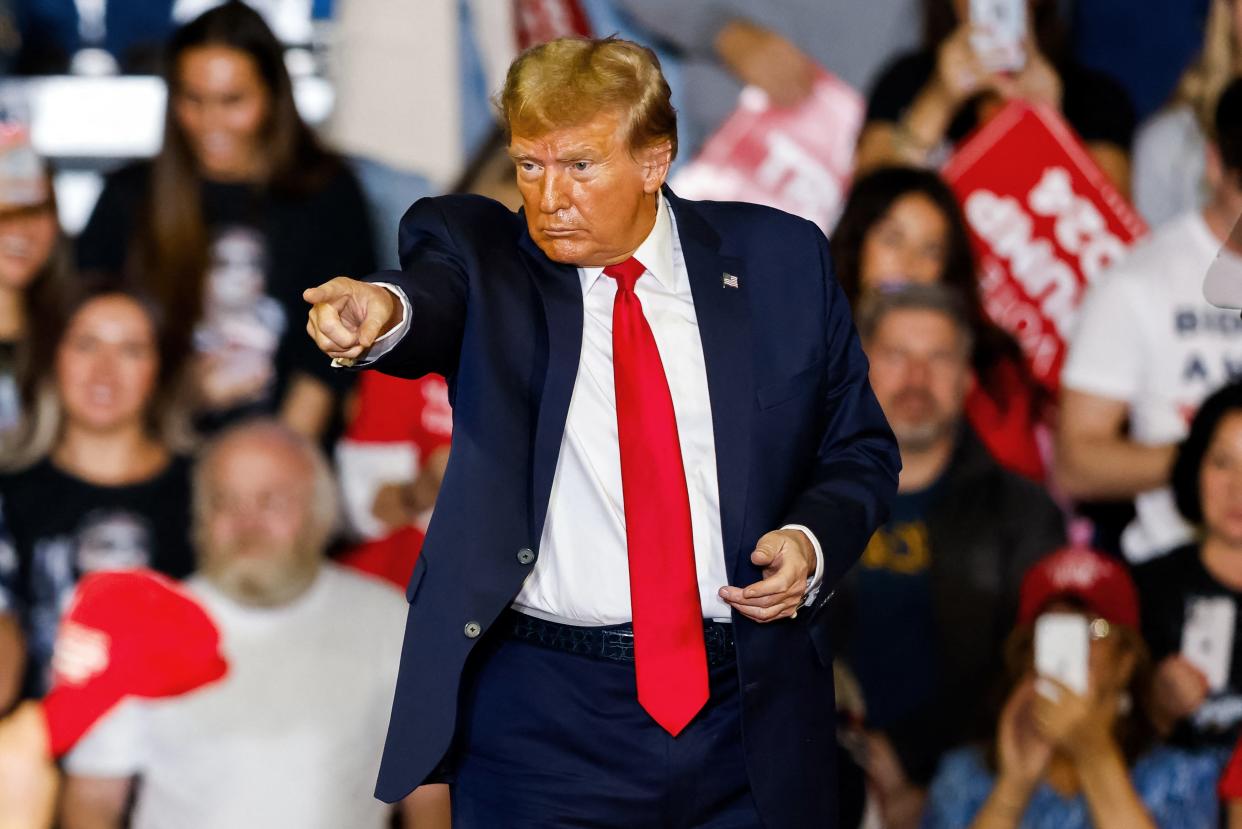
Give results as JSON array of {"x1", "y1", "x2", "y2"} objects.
[
  {"x1": 40, "y1": 570, "x2": 229, "y2": 757},
  {"x1": 1017, "y1": 546, "x2": 1140, "y2": 629}
]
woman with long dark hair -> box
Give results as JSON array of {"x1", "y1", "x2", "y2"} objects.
[
  {"x1": 0, "y1": 283, "x2": 196, "y2": 705},
  {"x1": 0, "y1": 137, "x2": 72, "y2": 448},
  {"x1": 854, "y1": 0, "x2": 1135, "y2": 196},
  {"x1": 833, "y1": 165, "x2": 1045, "y2": 480},
  {"x1": 77, "y1": 0, "x2": 375, "y2": 441},
  {"x1": 1134, "y1": 382, "x2": 1242, "y2": 756}
]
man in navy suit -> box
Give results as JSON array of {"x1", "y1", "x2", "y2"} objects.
[{"x1": 305, "y1": 36, "x2": 899, "y2": 829}]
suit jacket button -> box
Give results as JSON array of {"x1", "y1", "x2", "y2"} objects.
[
  {"x1": 464, "y1": 621, "x2": 482, "y2": 639},
  {"x1": 517, "y1": 547, "x2": 535, "y2": 565}
]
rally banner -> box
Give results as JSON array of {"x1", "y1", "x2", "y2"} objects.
[
  {"x1": 670, "y1": 69, "x2": 864, "y2": 233},
  {"x1": 513, "y1": 0, "x2": 592, "y2": 50},
  {"x1": 943, "y1": 101, "x2": 1148, "y2": 392}
]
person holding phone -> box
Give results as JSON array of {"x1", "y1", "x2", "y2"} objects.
[
  {"x1": 923, "y1": 546, "x2": 1221, "y2": 829},
  {"x1": 854, "y1": 0, "x2": 1135, "y2": 196},
  {"x1": 1135, "y1": 382, "x2": 1242, "y2": 754}
]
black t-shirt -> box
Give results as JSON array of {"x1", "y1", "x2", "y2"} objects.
[
  {"x1": 1134, "y1": 544, "x2": 1242, "y2": 750},
  {"x1": 0, "y1": 456, "x2": 195, "y2": 696},
  {"x1": 865, "y1": 50, "x2": 1137, "y2": 152},
  {"x1": 76, "y1": 162, "x2": 377, "y2": 433},
  {"x1": 847, "y1": 475, "x2": 945, "y2": 731}
]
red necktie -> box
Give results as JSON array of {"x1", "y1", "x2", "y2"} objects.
[{"x1": 604, "y1": 256, "x2": 709, "y2": 736}]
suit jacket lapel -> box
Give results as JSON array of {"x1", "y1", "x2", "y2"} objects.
[
  {"x1": 667, "y1": 191, "x2": 753, "y2": 575},
  {"x1": 519, "y1": 224, "x2": 583, "y2": 546}
]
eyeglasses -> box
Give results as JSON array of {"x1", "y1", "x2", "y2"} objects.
[
  {"x1": 0, "y1": 200, "x2": 54, "y2": 221},
  {"x1": 206, "y1": 490, "x2": 304, "y2": 518}
]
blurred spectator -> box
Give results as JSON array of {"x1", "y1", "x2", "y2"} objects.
[
  {"x1": 59, "y1": 419, "x2": 447, "y2": 828},
  {"x1": 75, "y1": 1, "x2": 375, "y2": 442},
  {"x1": 923, "y1": 547, "x2": 1222, "y2": 829},
  {"x1": 336, "y1": 371, "x2": 451, "y2": 589},
  {"x1": 0, "y1": 285, "x2": 195, "y2": 705},
  {"x1": 0, "y1": 130, "x2": 71, "y2": 446},
  {"x1": 12, "y1": 0, "x2": 177, "y2": 74},
  {"x1": 1136, "y1": 383, "x2": 1242, "y2": 751},
  {"x1": 612, "y1": 0, "x2": 920, "y2": 158},
  {"x1": 0, "y1": 0, "x2": 16, "y2": 73},
  {"x1": 1072, "y1": 0, "x2": 1212, "y2": 122},
  {"x1": 1057, "y1": 77, "x2": 1242, "y2": 564},
  {"x1": 1133, "y1": 0, "x2": 1241, "y2": 228},
  {"x1": 0, "y1": 702, "x2": 55, "y2": 829},
  {"x1": 833, "y1": 166, "x2": 1045, "y2": 481},
  {"x1": 1222, "y1": 728, "x2": 1242, "y2": 826},
  {"x1": 855, "y1": 0, "x2": 1136, "y2": 197},
  {"x1": 325, "y1": 0, "x2": 440, "y2": 269},
  {"x1": 840, "y1": 284, "x2": 1064, "y2": 827}
]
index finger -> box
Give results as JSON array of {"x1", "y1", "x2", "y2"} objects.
[{"x1": 302, "y1": 275, "x2": 353, "y2": 305}]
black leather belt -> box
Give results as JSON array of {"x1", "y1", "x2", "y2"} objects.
[{"x1": 505, "y1": 611, "x2": 736, "y2": 667}]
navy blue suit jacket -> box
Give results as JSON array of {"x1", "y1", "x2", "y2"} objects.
[{"x1": 365, "y1": 188, "x2": 899, "y2": 828}]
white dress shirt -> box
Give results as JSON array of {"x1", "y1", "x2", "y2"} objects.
[{"x1": 360, "y1": 194, "x2": 822, "y2": 625}]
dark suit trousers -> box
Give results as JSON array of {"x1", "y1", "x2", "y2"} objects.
[{"x1": 450, "y1": 624, "x2": 762, "y2": 828}]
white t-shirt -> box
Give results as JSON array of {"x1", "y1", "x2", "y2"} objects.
[
  {"x1": 1132, "y1": 104, "x2": 1208, "y2": 230},
  {"x1": 1062, "y1": 211, "x2": 1242, "y2": 562},
  {"x1": 65, "y1": 563, "x2": 407, "y2": 829}
]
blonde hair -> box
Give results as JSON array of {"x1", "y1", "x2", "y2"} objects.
[
  {"x1": 1175, "y1": 0, "x2": 1242, "y2": 135},
  {"x1": 497, "y1": 36, "x2": 678, "y2": 161}
]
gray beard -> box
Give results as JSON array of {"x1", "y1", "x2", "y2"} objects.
[{"x1": 203, "y1": 555, "x2": 322, "y2": 609}]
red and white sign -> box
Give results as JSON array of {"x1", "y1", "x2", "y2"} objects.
[
  {"x1": 513, "y1": 0, "x2": 592, "y2": 50},
  {"x1": 671, "y1": 70, "x2": 864, "y2": 233},
  {"x1": 943, "y1": 102, "x2": 1148, "y2": 392}
]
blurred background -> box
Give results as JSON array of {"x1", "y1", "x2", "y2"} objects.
[{"x1": 6, "y1": 0, "x2": 1242, "y2": 827}]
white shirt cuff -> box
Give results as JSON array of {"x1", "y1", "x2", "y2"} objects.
[
  {"x1": 330, "y1": 283, "x2": 411, "y2": 368},
  {"x1": 781, "y1": 524, "x2": 825, "y2": 606}
]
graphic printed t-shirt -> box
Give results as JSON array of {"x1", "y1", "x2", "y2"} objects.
[
  {"x1": 0, "y1": 456, "x2": 195, "y2": 695},
  {"x1": 1062, "y1": 211, "x2": 1242, "y2": 562},
  {"x1": 1135, "y1": 544, "x2": 1242, "y2": 749},
  {"x1": 847, "y1": 479, "x2": 944, "y2": 730},
  {"x1": 76, "y1": 163, "x2": 375, "y2": 435}
]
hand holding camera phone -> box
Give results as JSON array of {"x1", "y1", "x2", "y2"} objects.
[
  {"x1": 1034, "y1": 612, "x2": 1089, "y2": 698},
  {"x1": 969, "y1": 0, "x2": 1027, "y2": 73}
]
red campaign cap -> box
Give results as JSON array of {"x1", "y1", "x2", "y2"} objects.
[
  {"x1": 1017, "y1": 546, "x2": 1140, "y2": 629},
  {"x1": 40, "y1": 570, "x2": 229, "y2": 757},
  {"x1": 1222, "y1": 736, "x2": 1242, "y2": 801}
]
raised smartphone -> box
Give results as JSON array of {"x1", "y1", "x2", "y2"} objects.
[{"x1": 1034, "y1": 612, "x2": 1089, "y2": 696}]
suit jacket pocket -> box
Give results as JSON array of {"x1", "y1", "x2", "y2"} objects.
[
  {"x1": 755, "y1": 359, "x2": 826, "y2": 411},
  {"x1": 405, "y1": 553, "x2": 429, "y2": 603}
]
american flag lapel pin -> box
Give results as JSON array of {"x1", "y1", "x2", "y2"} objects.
[{"x1": 722, "y1": 272, "x2": 740, "y2": 289}]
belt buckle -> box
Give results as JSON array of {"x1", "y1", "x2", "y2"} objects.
[{"x1": 602, "y1": 628, "x2": 635, "y2": 661}]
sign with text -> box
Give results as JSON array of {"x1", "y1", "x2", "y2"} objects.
[
  {"x1": 943, "y1": 102, "x2": 1148, "y2": 392},
  {"x1": 513, "y1": 0, "x2": 591, "y2": 49},
  {"x1": 670, "y1": 70, "x2": 864, "y2": 233}
]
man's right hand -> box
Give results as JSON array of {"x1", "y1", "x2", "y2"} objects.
[{"x1": 304, "y1": 277, "x2": 402, "y2": 363}]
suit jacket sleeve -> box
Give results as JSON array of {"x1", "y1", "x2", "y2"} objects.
[
  {"x1": 782, "y1": 225, "x2": 900, "y2": 608},
  {"x1": 361, "y1": 197, "x2": 470, "y2": 381}
]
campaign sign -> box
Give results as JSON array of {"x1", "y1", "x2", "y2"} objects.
[
  {"x1": 670, "y1": 70, "x2": 864, "y2": 233},
  {"x1": 513, "y1": 0, "x2": 592, "y2": 49},
  {"x1": 943, "y1": 102, "x2": 1148, "y2": 392}
]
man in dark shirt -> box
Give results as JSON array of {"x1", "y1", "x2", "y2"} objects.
[{"x1": 840, "y1": 283, "x2": 1065, "y2": 825}]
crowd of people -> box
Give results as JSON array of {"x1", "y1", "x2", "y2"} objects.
[{"x1": 0, "y1": 0, "x2": 1241, "y2": 827}]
